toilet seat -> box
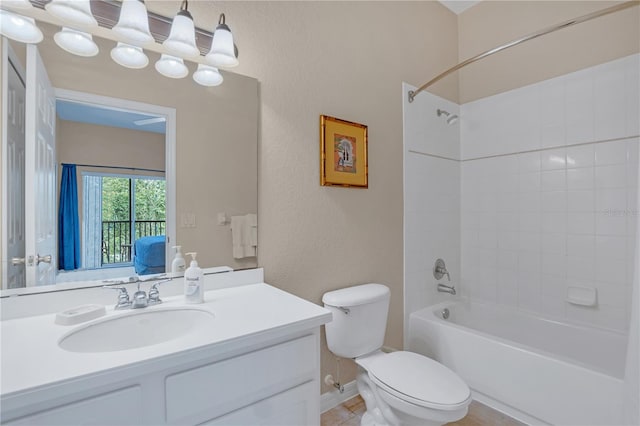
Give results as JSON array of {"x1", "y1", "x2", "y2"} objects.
[{"x1": 365, "y1": 351, "x2": 471, "y2": 411}]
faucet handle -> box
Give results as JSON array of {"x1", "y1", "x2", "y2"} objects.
[
  {"x1": 433, "y1": 258, "x2": 451, "y2": 281},
  {"x1": 148, "y1": 279, "x2": 172, "y2": 305},
  {"x1": 102, "y1": 285, "x2": 131, "y2": 309}
]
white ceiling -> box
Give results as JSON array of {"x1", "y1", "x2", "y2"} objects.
[{"x1": 439, "y1": 0, "x2": 481, "y2": 15}]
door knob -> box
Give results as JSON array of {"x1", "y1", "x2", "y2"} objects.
[
  {"x1": 11, "y1": 257, "x2": 26, "y2": 265},
  {"x1": 36, "y1": 254, "x2": 52, "y2": 265}
]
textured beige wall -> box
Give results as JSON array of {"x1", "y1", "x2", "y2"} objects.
[
  {"x1": 458, "y1": 0, "x2": 640, "y2": 103},
  {"x1": 141, "y1": 1, "x2": 458, "y2": 391},
  {"x1": 30, "y1": 22, "x2": 259, "y2": 271},
  {"x1": 57, "y1": 120, "x2": 165, "y2": 172}
]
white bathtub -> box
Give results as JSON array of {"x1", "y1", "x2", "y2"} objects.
[{"x1": 408, "y1": 300, "x2": 628, "y2": 425}]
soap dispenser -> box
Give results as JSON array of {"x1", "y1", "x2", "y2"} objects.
[
  {"x1": 184, "y1": 252, "x2": 204, "y2": 304},
  {"x1": 171, "y1": 245, "x2": 186, "y2": 277}
]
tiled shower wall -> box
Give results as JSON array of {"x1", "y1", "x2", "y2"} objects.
[
  {"x1": 403, "y1": 84, "x2": 460, "y2": 341},
  {"x1": 460, "y1": 54, "x2": 639, "y2": 331}
]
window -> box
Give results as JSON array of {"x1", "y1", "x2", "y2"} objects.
[{"x1": 83, "y1": 173, "x2": 165, "y2": 268}]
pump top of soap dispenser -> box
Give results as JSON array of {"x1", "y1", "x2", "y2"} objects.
[{"x1": 186, "y1": 252, "x2": 198, "y2": 267}]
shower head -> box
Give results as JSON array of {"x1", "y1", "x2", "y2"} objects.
[{"x1": 437, "y1": 109, "x2": 459, "y2": 125}]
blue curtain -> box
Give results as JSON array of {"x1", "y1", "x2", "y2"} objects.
[{"x1": 59, "y1": 164, "x2": 81, "y2": 270}]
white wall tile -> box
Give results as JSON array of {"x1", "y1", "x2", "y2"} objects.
[
  {"x1": 454, "y1": 55, "x2": 638, "y2": 333},
  {"x1": 594, "y1": 60, "x2": 628, "y2": 141},
  {"x1": 542, "y1": 212, "x2": 567, "y2": 234},
  {"x1": 496, "y1": 270, "x2": 519, "y2": 306},
  {"x1": 567, "y1": 212, "x2": 595, "y2": 235},
  {"x1": 541, "y1": 170, "x2": 566, "y2": 191},
  {"x1": 565, "y1": 68, "x2": 595, "y2": 145},
  {"x1": 567, "y1": 255, "x2": 595, "y2": 280},
  {"x1": 595, "y1": 165, "x2": 628, "y2": 189},
  {"x1": 595, "y1": 212, "x2": 628, "y2": 236},
  {"x1": 518, "y1": 152, "x2": 541, "y2": 173},
  {"x1": 595, "y1": 140, "x2": 628, "y2": 166},
  {"x1": 595, "y1": 236, "x2": 628, "y2": 260},
  {"x1": 595, "y1": 258, "x2": 627, "y2": 285},
  {"x1": 542, "y1": 254, "x2": 566, "y2": 278},
  {"x1": 626, "y1": 57, "x2": 640, "y2": 136},
  {"x1": 541, "y1": 191, "x2": 567, "y2": 212},
  {"x1": 568, "y1": 190, "x2": 595, "y2": 212},
  {"x1": 567, "y1": 234, "x2": 595, "y2": 258},
  {"x1": 541, "y1": 148, "x2": 567, "y2": 170},
  {"x1": 596, "y1": 189, "x2": 628, "y2": 213},
  {"x1": 567, "y1": 168, "x2": 594, "y2": 190},
  {"x1": 566, "y1": 144, "x2": 595, "y2": 169},
  {"x1": 541, "y1": 233, "x2": 566, "y2": 255}
]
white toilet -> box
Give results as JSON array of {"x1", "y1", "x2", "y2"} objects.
[{"x1": 323, "y1": 283, "x2": 471, "y2": 426}]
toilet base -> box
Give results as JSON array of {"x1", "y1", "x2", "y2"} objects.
[{"x1": 356, "y1": 365, "x2": 468, "y2": 426}]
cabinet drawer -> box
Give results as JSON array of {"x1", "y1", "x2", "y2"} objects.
[
  {"x1": 165, "y1": 334, "x2": 317, "y2": 424},
  {"x1": 203, "y1": 381, "x2": 318, "y2": 426},
  {"x1": 5, "y1": 386, "x2": 142, "y2": 425}
]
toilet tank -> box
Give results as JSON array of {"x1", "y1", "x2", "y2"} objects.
[{"x1": 322, "y1": 284, "x2": 390, "y2": 358}]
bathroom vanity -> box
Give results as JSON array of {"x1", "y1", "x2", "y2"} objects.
[{"x1": 0, "y1": 269, "x2": 331, "y2": 425}]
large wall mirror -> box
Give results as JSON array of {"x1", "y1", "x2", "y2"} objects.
[{"x1": 1, "y1": 20, "x2": 259, "y2": 294}]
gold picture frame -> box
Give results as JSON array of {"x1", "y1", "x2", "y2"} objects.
[{"x1": 320, "y1": 115, "x2": 368, "y2": 188}]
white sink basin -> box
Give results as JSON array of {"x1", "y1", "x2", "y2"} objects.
[{"x1": 58, "y1": 307, "x2": 215, "y2": 353}]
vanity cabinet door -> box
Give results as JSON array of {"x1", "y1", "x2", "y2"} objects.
[
  {"x1": 4, "y1": 386, "x2": 142, "y2": 425},
  {"x1": 203, "y1": 381, "x2": 318, "y2": 426},
  {"x1": 165, "y1": 334, "x2": 318, "y2": 424}
]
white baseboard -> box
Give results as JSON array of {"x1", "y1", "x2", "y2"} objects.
[{"x1": 320, "y1": 380, "x2": 359, "y2": 413}]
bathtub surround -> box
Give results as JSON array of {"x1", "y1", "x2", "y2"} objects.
[
  {"x1": 403, "y1": 86, "x2": 460, "y2": 340},
  {"x1": 404, "y1": 52, "x2": 639, "y2": 425},
  {"x1": 460, "y1": 54, "x2": 639, "y2": 331}
]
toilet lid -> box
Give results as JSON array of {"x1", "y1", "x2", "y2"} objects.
[{"x1": 367, "y1": 351, "x2": 471, "y2": 410}]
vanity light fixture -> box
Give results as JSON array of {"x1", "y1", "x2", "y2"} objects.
[
  {"x1": 111, "y1": 0, "x2": 153, "y2": 45},
  {"x1": 162, "y1": 0, "x2": 199, "y2": 59},
  {"x1": 111, "y1": 42, "x2": 149, "y2": 69},
  {"x1": 155, "y1": 54, "x2": 189, "y2": 79},
  {"x1": 54, "y1": 27, "x2": 99, "y2": 57},
  {"x1": 45, "y1": 0, "x2": 98, "y2": 29},
  {"x1": 193, "y1": 64, "x2": 223, "y2": 87},
  {"x1": 0, "y1": 9, "x2": 43, "y2": 44},
  {"x1": 206, "y1": 13, "x2": 238, "y2": 68}
]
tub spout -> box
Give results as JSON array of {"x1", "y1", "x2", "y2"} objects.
[{"x1": 437, "y1": 283, "x2": 456, "y2": 295}]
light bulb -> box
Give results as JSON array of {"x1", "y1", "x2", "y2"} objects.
[
  {"x1": 54, "y1": 27, "x2": 99, "y2": 57},
  {"x1": 111, "y1": 43, "x2": 149, "y2": 69},
  {"x1": 155, "y1": 54, "x2": 188, "y2": 79},
  {"x1": 193, "y1": 64, "x2": 223, "y2": 87},
  {"x1": 0, "y1": 9, "x2": 43, "y2": 44}
]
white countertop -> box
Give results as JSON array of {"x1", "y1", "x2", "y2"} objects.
[{"x1": 1, "y1": 282, "x2": 332, "y2": 397}]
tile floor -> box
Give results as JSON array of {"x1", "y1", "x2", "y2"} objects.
[{"x1": 320, "y1": 395, "x2": 527, "y2": 426}]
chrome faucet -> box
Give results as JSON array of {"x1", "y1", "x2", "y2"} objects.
[
  {"x1": 437, "y1": 283, "x2": 456, "y2": 295},
  {"x1": 434, "y1": 259, "x2": 456, "y2": 295},
  {"x1": 103, "y1": 279, "x2": 171, "y2": 310}
]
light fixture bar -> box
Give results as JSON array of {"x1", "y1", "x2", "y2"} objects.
[{"x1": 29, "y1": 0, "x2": 215, "y2": 56}]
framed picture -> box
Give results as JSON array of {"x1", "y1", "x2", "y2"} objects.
[{"x1": 320, "y1": 115, "x2": 368, "y2": 188}]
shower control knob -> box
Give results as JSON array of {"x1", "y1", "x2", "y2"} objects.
[{"x1": 433, "y1": 258, "x2": 450, "y2": 281}]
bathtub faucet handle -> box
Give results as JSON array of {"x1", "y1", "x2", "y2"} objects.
[{"x1": 433, "y1": 258, "x2": 450, "y2": 281}]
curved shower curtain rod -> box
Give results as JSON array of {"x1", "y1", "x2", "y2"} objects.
[{"x1": 408, "y1": 0, "x2": 639, "y2": 103}]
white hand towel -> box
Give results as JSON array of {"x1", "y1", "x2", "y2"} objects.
[{"x1": 231, "y1": 214, "x2": 258, "y2": 259}]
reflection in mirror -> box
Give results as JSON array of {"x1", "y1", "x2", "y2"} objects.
[{"x1": 1, "y1": 20, "x2": 259, "y2": 293}]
